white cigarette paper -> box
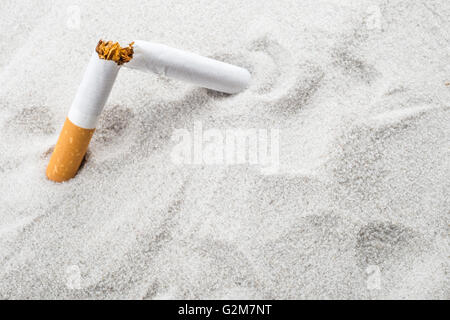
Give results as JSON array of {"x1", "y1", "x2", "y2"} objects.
[
  {"x1": 68, "y1": 53, "x2": 120, "y2": 129},
  {"x1": 125, "y1": 40, "x2": 251, "y2": 94}
]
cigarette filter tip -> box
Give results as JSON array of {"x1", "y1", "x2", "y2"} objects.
[{"x1": 46, "y1": 118, "x2": 95, "y2": 182}]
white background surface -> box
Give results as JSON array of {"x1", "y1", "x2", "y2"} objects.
[{"x1": 0, "y1": 0, "x2": 448, "y2": 299}]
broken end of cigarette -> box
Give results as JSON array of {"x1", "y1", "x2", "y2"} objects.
[{"x1": 96, "y1": 40, "x2": 134, "y2": 65}]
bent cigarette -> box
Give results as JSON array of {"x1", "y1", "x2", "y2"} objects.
[
  {"x1": 47, "y1": 39, "x2": 251, "y2": 182},
  {"x1": 46, "y1": 118, "x2": 95, "y2": 182},
  {"x1": 124, "y1": 40, "x2": 251, "y2": 94}
]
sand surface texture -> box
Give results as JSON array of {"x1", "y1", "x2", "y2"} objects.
[{"x1": 0, "y1": 0, "x2": 449, "y2": 299}]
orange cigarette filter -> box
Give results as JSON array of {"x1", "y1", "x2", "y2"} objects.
[
  {"x1": 46, "y1": 118, "x2": 95, "y2": 182},
  {"x1": 46, "y1": 40, "x2": 133, "y2": 182}
]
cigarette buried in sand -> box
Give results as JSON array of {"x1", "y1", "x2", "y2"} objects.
[
  {"x1": 46, "y1": 40, "x2": 251, "y2": 182},
  {"x1": 46, "y1": 51, "x2": 121, "y2": 182}
]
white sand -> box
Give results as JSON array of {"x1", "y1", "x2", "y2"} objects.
[{"x1": 0, "y1": 0, "x2": 449, "y2": 299}]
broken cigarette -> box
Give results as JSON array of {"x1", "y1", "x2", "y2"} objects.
[
  {"x1": 46, "y1": 40, "x2": 251, "y2": 182},
  {"x1": 125, "y1": 40, "x2": 251, "y2": 94}
]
